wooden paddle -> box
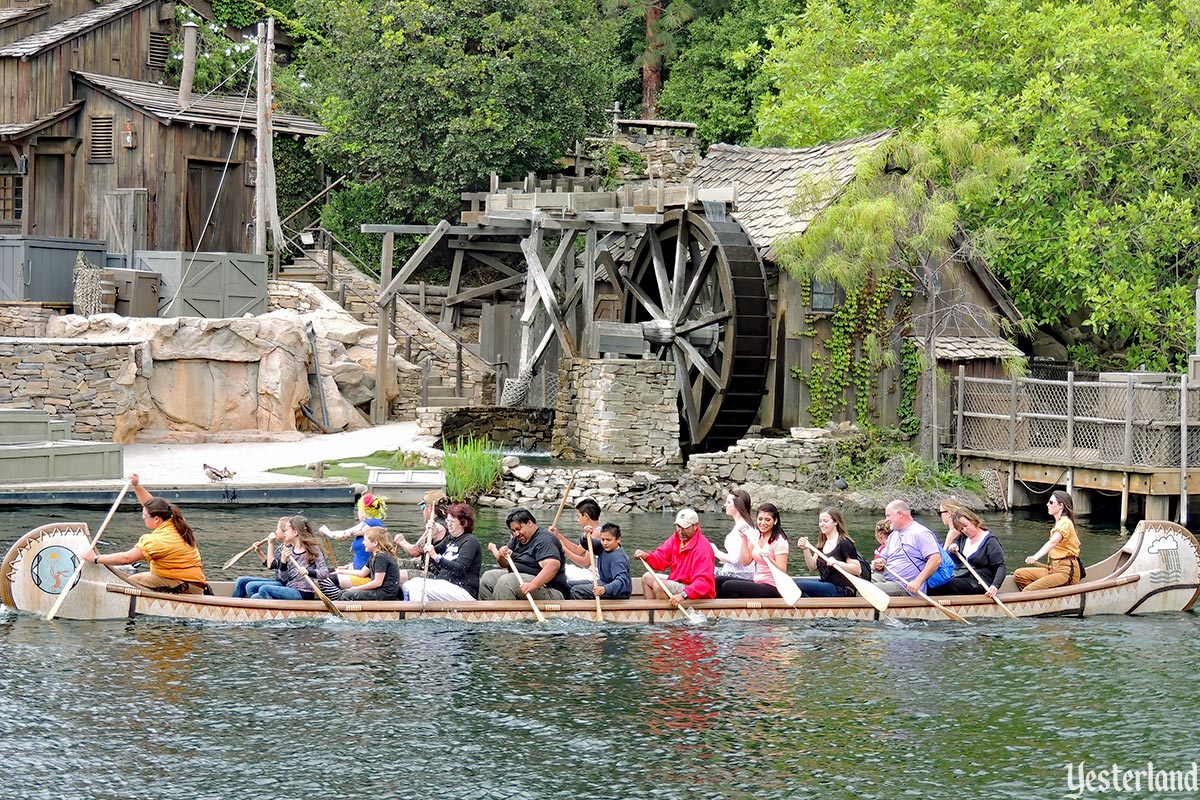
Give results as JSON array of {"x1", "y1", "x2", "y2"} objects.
[
  {"x1": 222, "y1": 536, "x2": 270, "y2": 570},
  {"x1": 284, "y1": 549, "x2": 345, "y2": 619},
  {"x1": 490, "y1": 542, "x2": 547, "y2": 623},
  {"x1": 46, "y1": 480, "x2": 132, "y2": 621},
  {"x1": 765, "y1": 556, "x2": 803, "y2": 606},
  {"x1": 638, "y1": 557, "x2": 706, "y2": 625},
  {"x1": 801, "y1": 541, "x2": 890, "y2": 613},
  {"x1": 419, "y1": 527, "x2": 433, "y2": 616},
  {"x1": 953, "y1": 550, "x2": 1018, "y2": 619},
  {"x1": 584, "y1": 529, "x2": 603, "y2": 622},
  {"x1": 883, "y1": 564, "x2": 971, "y2": 624},
  {"x1": 550, "y1": 470, "x2": 579, "y2": 529}
]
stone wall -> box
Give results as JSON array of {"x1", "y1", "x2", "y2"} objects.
[
  {"x1": 0, "y1": 337, "x2": 144, "y2": 441},
  {"x1": 611, "y1": 121, "x2": 703, "y2": 183},
  {"x1": 553, "y1": 357, "x2": 682, "y2": 465},
  {"x1": 0, "y1": 305, "x2": 62, "y2": 337}
]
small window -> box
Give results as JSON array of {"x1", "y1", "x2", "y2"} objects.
[
  {"x1": 811, "y1": 280, "x2": 836, "y2": 312},
  {"x1": 0, "y1": 174, "x2": 23, "y2": 222},
  {"x1": 148, "y1": 31, "x2": 170, "y2": 70},
  {"x1": 89, "y1": 116, "x2": 115, "y2": 162}
]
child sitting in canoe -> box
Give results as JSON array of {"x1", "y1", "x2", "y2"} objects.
[
  {"x1": 567, "y1": 522, "x2": 633, "y2": 600},
  {"x1": 324, "y1": 528, "x2": 401, "y2": 601},
  {"x1": 319, "y1": 492, "x2": 387, "y2": 588},
  {"x1": 249, "y1": 515, "x2": 331, "y2": 601},
  {"x1": 232, "y1": 516, "x2": 288, "y2": 598}
]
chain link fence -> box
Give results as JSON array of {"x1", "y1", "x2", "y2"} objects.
[{"x1": 954, "y1": 371, "x2": 1200, "y2": 469}]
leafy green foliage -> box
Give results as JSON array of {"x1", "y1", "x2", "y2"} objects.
[
  {"x1": 755, "y1": 0, "x2": 1200, "y2": 371},
  {"x1": 274, "y1": 138, "x2": 324, "y2": 222},
  {"x1": 292, "y1": 0, "x2": 616, "y2": 227},
  {"x1": 657, "y1": 0, "x2": 805, "y2": 145},
  {"x1": 162, "y1": 7, "x2": 257, "y2": 93},
  {"x1": 443, "y1": 436, "x2": 503, "y2": 502},
  {"x1": 211, "y1": 0, "x2": 260, "y2": 28}
]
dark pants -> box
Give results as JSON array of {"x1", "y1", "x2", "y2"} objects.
[
  {"x1": 718, "y1": 579, "x2": 781, "y2": 599},
  {"x1": 929, "y1": 575, "x2": 985, "y2": 595}
]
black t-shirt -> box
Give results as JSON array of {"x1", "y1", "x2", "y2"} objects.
[
  {"x1": 366, "y1": 551, "x2": 401, "y2": 598},
  {"x1": 430, "y1": 533, "x2": 483, "y2": 598},
  {"x1": 817, "y1": 538, "x2": 860, "y2": 595},
  {"x1": 506, "y1": 527, "x2": 568, "y2": 595}
]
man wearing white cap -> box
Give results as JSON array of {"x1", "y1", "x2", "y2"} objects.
[{"x1": 635, "y1": 508, "x2": 716, "y2": 603}]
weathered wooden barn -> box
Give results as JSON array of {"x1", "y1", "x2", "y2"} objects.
[
  {"x1": 0, "y1": 0, "x2": 322, "y2": 251},
  {"x1": 688, "y1": 130, "x2": 1024, "y2": 437}
]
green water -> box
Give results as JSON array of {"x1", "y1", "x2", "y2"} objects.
[{"x1": 1, "y1": 505, "x2": 1196, "y2": 799}]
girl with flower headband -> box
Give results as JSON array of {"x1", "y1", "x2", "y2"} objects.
[{"x1": 320, "y1": 492, "x2": 388, "y2": 588}]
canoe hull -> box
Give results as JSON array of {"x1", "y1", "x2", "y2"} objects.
[{"x1": 4, "y1": 519, "x2": 1197, "y2": 624}]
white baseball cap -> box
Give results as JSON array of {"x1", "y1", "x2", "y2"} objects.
[{"x1": 674, "y1": 508, "x2": 699, "y2": 527}]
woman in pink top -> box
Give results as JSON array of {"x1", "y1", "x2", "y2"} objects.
[{"x1": 716, "y1": 503, "x2": 790, "y2": 598}]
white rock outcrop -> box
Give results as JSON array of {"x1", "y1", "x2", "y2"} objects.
[{"x1": 45, "y1": 308, "x2": 403, "y2": 440}]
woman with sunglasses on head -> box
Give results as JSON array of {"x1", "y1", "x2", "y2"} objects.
[
  {"x1": 937, "y1": 497, "x2": 968, "y2": 550},
  {"x1": 81, "y1": 473, "x2": 208, "y2": 595},
  {"x1": 930, "y1": 508, "x2": 1007, "y2": 597},
  {"x1": 1015, "y1": 490, "x2": 1082, "y2": 591},
  {"x1": 394, "y1": 490, "x2": 451, "y2": 570}
]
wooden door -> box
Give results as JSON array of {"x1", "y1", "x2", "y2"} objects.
[
  {"x1": 32, "y1": 153, "x2": 68, "y2": 236},
  {"x1": 186, "y1": 160, "x2": 245, "y2": 252}
]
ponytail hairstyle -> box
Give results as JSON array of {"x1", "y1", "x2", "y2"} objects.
[
  {"x1": 357, "y1": 493, "x2": 388, "y2": 521},
  {"x1": 363, "y1": 526, "x2": 395, "y2": 555},
  {"x1": 729, "y1": 489, "x2": 753, "y2": 525},
  {"x1": 143, "y1": 497, "x2": 195, "y2": 547},
  {"x1": 1051, "y1": 490, "x2": 1076, "y2": 523},
  {"x1": 288, "y1": 515, "x2": 323, "y2": 564}
]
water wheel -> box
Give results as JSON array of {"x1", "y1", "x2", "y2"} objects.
[{"x1": 621, "y1": 209, "x2": 770, "y2": 453}]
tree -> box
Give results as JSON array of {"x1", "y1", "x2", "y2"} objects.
[
  {"x1": 656, "y1": 0, "x2": 805, "y2": 145},
  {"x1": 779, "y1": 121, "x2": 1027, "y2": 458},
  {"x1": 756, "y1": 0, "x2": 1200, "y2": 371},
  {"x1": 292, "y1": 0, "x2": 617, "y2": 226}
]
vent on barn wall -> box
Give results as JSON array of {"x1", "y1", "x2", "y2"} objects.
[
  {"x1": 89, "y1": 117, "x2": 114, "y2": 163},
  {"x1": 147, "y1": 31, "x2": 170, "y2": 70}
]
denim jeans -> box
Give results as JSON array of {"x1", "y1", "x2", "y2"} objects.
[
  {"x1": 251, "y1": 583, "x2": 305, "y2": 600},
  {"x1": 793, "y1": 578, "x2": 846, "y2": 598},
  {"x1": 233, "y1": 577, "x2": 278, "y2": 598}
]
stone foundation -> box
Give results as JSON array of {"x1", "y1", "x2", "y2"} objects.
[
  {"x1": 0, "y1": 337, "x2": 144, "y2": 442},
  {"x1": 553, "y1": 357, "x2": 682, "y2": 465},
  {"x1": 419, "y1": 406, "x2": 555, "y2": 451}
]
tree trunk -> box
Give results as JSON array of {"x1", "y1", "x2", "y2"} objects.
[{"x1": 642, "y1": 0, "x2": 664, "y2": 119}]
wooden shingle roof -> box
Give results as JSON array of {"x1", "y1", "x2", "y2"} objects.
[
  {"x1": 0, "y1": 0, "x2": 150, "y2": 58},
  {"x1": 0, "y1": 3, "x2": 50, "y2": 28},
  {"x1": 75, "y1": 71, "x2": 326, "y2": 137},
  {"x1": 926, "y1": 335, "x2": 1024, "y2": 361},
  {"x1": 0, "y1": 100, "x2": 83, "y2": 139},
  {"x1": 688, "y1": 129, "x2": 893, "y2": 260}
]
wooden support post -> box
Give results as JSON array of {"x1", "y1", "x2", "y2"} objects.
[
  {"x1": 1123, "y1": 374, "x2": 1134, "y2": 467},
  {"x1": 377, "y1": 220, "x2": 451, "y2": 306},
  {"x1": 955, "y1": 364, "x2": 965, "y2": 459},
  {"x1": 1066, "y1": 370, "x2": 1076, "y2": 460},
  {"x1": 1181, "y1": 378, "x2": 1189, "y2": 526},
  {"x1": 1008, "y1": 372, "x2": 1018, "y2": 460},
  {"x1": 583, "y1": 227, "x2": 596, "y2": 357},
  {"x1": 373, "y1": 231, "x2": 394, "y2": 424},
  {"x1": 1120, "y1": 472, "x2": 1130, "y2": 526}
]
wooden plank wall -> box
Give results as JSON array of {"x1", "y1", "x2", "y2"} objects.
[
  {"x1": 3, "y1": 5, "x2": 164, "y2": 123},
  {"x1": 72, "y1": 85, "x2": 255, "y2": 251}
]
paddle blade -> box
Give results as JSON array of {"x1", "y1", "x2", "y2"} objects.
[
  {"x1": 767, "y1": 560, "x2": 802, "y2": 606},
  {"x1": 849, "y1": 573, "x2": 891, "y2": 613}
]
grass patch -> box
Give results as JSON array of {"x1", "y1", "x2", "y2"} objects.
[
  {"x1": 270, "y1": 449, "x2": 432, "y2": 485},
  {"x1": 443, "y1": 435, "x2": 502, "y2": 502}
]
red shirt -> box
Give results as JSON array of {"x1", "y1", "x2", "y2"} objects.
[{"x1": 643, "y1": 528, "x2": 716, "y2": 599}]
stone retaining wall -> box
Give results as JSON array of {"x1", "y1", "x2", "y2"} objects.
[
  {"x1": 0, "y1": 337, "x2": 143, "y2": 441},
  {"x1": 0, "y1": 305, "x2": 61, "y2": 337}
]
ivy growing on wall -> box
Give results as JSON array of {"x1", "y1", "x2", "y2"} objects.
[
  {"x1": 789, "y1": 270, "x2": 911, "y2": 429},
  {"x1": 896, "y1": 338, "x2": 921, "y2": 437},
  {"x1": 273, "y1": 137, "x2": 323, "y2": 223}
]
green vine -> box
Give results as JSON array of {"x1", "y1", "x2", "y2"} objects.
[
  {"x1": 791, "y1": 270, "x2": 911, "y2": 428},
  {"x1": 896, "y1": 338, "x2": 921, "y2": 436}
]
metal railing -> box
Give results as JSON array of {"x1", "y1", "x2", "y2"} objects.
[{"x1": 953, "y1": 367, "x2": 1200, "y2": 470}]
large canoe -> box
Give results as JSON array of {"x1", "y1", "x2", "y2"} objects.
[{"x1": 4, "y1": 519, "x2": 1198, "y2": 624}]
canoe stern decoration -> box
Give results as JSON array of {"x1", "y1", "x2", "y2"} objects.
[{"x1": 2, "y1": 523, "x2": 133, "y2": 620}]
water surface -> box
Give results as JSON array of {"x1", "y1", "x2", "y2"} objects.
[{"x1": 1, "y1": 505, "x2": 1195, "y2": 799}]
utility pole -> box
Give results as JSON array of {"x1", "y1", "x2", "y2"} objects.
[{"x1": 254, "y1": 19, "x2": 275, "y2": 256}]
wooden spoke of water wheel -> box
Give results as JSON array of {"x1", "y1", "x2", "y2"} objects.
[{"x1": 619, "y1": 209, "x2": 770, "y2": 452}]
